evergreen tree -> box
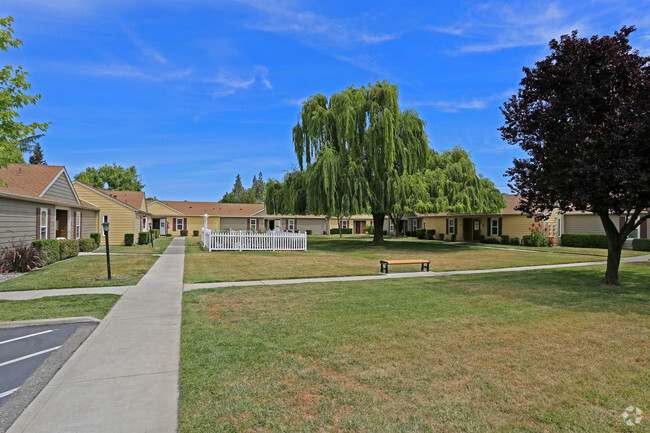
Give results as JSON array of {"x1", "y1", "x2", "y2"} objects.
[{"x1": 29, "y1": 143, "x2": 45, "y2": 164}]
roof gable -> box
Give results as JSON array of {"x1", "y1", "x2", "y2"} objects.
[
  {"x1": 159, "y1": 201, "x2": 264, "y2": 216},
  {"x1": 73, "y1": 182, "x2": 147, "y2": 212},
  {"x1": 0, "y1": 164, "x2": 69, "y2": 200}
]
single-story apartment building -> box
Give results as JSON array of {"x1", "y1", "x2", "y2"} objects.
[{"x1": 0, "y1": 164, "x2": 98, "y2": 248}]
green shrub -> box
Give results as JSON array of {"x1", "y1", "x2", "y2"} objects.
[
  {"x1": 32, "y1": 239, "x2": 60, "y2": 264},
  {"x1": 561, "y1": 233, "x2": 608, "y2": 249},
  {"x1": 426, "y1": 229, "x2": 436, "y2": 240},
  {"x1": 180, "y1": 229, "x2": 188, "y2": 236},
  {"x1": 632, "y1": 238, "x2": 650, "y2": 251},
  {"x1": 481, "y1": 237, "x2": 500, "y2": 244},
  {"x1": 330, "y1": 228, "x2": 353, "y2": 235},
  {"x1": 364, "y1": 225, "x2": 374, "y2": 235},
  {"x1": 78, "y1": 238, "x2": 97, "y2": 252},
  {"x1": 124, "y1": 233, "x2": 135, "y2": 246},
  {"x1": 138, "y1": 232, "x2": 151, "y2": 245},
  {"x1": 451, "y1": 234, "x2": 456, "y2": 241},
  {"x1": 510, "y1": 237, "x2": 521, "y2": 246},
  {"x1": 192, "y1": 230, "x2": 199, "y2": 237},
  {"x1": 500, "y1": 235, "x2": 510, "y2": 244},
  {"x1": 438, "y1": 233, "x2": 445, "y2": 240},
  {"x1": 152, "y1": 229, "x2": 160, "y2": 239},
  {"x1": 0, "y1": 241, "x2": 42, "y2": 272},
  {"x1": 305, "y1": 229, "x2": 313, "y2": 235},
  {"x1": 416, "y1": 228, "x2": 426, "y2": 239},
  {"x1": 59, "y1": 239, "x2": 79, "y2": 260},
  {"x1": 478, "y1": 234, "x2": 485, "y2": 242},
  {"x1": 90, "y1": 232, "x2": 101, "y2": 246}
]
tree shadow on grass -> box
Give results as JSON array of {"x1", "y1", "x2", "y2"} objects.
[{"x1": 444, "y1": 262, "x2": 650, "y2": 316}]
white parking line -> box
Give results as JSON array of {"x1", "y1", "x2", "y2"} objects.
[
  {"x1": 0, "y1": 346, "x2": 61, "y2": 368},
  {"x1": 0, "y1": 387, "x2": 19, "y2": 399},
  {"x1": 0, "y1": 329, "x2": 54, "y2": 346}
]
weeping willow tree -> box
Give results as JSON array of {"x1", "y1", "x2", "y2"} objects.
[{"x1": 274, "y1": 80, "x2": 505, "y2": 242}]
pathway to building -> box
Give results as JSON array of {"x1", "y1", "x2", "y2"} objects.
[{"x1": 6, "y1": 237, "x2": 185, "y2": 433}]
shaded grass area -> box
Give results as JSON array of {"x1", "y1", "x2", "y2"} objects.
[
  {"x1": 184, "y1": 236, "x2": 611, "y2": 283},
  {"x1": 95, "y1": 235, "x2": 172, "y2": 254},
  {"x1": 0, "y1": 294, "x2": 120, "y2": 321},
  {"x1": 0, "y1": 255, "x2": 158, "y2": 291},
  {"x1": 181, "y1": 262, "x2": 650, "y2": 433}
]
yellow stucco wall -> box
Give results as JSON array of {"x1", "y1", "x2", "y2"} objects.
[
  {"x1": 168, "y1": 215, "x2": 220, "y2": 236},
  {"x1": 73, "y1": 183, "x2": 138, "y2": 246}
]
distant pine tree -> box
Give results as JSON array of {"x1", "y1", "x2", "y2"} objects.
[{"x1": 29, "y1": 143, "x2": 46, "y2": 165}]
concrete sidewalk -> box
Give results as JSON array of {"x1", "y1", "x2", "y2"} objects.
[
  {"x1": 7, "y1": 237, "x2": 185, "y2": 433},
  {"x1": 0, "y1": 286, "x2": 132, "y2": 301},
  {"x1": 183, "y1": 254, "x2": 650, "y2": 291}
]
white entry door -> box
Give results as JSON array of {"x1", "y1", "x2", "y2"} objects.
[{"x1": 160, "y1": 218, "x2": 167, "y2": 236}]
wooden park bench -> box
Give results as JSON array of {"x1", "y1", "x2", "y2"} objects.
[{"x1": 380, "y1": 259, "x2": 430, "y2": 274}]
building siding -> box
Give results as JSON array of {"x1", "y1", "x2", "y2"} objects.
[
  {"x1": 148, "y1": 202, "x2": 183, "y2": 216},
  {"x1": 81, "y1": 209, "x2": 98, "y2": 238},
  {"x1": 74, "y1": 184, "x2": 136, "y2": 245},
  {"x1": 41, "y1": 173, "x2": 77, "y2": 203},
  {"x1": 168, "y1": 216, "x2": 220, "y2": 236}
]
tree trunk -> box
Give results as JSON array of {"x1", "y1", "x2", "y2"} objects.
[
  {"x1": 372, "y1": 213, "x2": 385, "y2": 242},
  {"x1": 337, "y1": 215, "x2": 343, "y2": 238},
  {"x1": 389, "y1": 214, "x2": 403, "y2": 237},
  {"x1": 598, "y1": 212, "x2": 625, "y2": 285}
]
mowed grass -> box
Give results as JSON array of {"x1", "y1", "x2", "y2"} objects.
[
  {"x1": 181, "y1": 262, "x2": 650, "y2": 432},
  {"x1": 95, "y1": 235, "x2": 173, "y2": 254},
  {"x1": 183, "y1": 236, "x2": 612, "y2": 283},
  {"x1": 0, "y1": 294, "x2": 120, "y2": 321},
  {"x1": 0, "y1": 255, "x2": 159, "y2": 291}
]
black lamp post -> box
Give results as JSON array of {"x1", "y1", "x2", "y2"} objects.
[
  {"x1": 102, "y1": 221, "x2": 111, "y2": 280},
  {"x1": 149, "y1": 222, "x2": 154, "y2": 247}
]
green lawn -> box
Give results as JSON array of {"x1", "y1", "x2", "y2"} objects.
[
  {"x1": 181, "y1": 262, "x2": 650, "y2": 432},
  {"x1": 95, "y1": 235, "x2": 173, "y2": 254},
  {"x1": 184, "y1": 236, "x2": 613, "y2": 283},
  {"x1": 0, "y1": 294, "x2": 120, "y2": 321},
  {"x1": 0, "y1": 255, "x2": 159, "y2": 291}
]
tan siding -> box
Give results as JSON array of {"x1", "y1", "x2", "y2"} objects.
[
  {"x1": 421, "y1": 216, "x2": 449, "y2": 238},
  {"x1": 0, "y1": 198, "x2": 47, "y2": 247},
  {"x1": 219, "y1": 217, "x2": 249, "y2": 231},
  {"x1": 293, "y1": 218, "x2": 328, "y2": 234},
  {"x1": 74, "y1": 184, "x2": 136, "y2": 245},
  {"x1": 81, "y1": 209, "x2": 98, "y2": 238},
  {"x1": 42, "y1": 174, "x2": 77, "y2": 203},
  {"x1": 167, "y1": 216, "x2": 219, "y2": 236},
  {"x1": 564, "y1": 214, "x2": 619, "y2": 235},
  {"x1": 148, "y1": 202, "x2": 183, "y2": 216}
]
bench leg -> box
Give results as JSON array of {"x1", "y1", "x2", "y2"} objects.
[{"x1": 425, "y1": 263, "x2": 429, "y2": 272}]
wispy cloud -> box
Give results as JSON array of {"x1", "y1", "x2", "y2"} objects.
[
  {"x1": 207, "y1": 65, "x2": 272, "y2": 98},
  {"x1": 70, "y1": 63, "x2": 192, "y2": 82},
  {"x1": 426, "y1": 2, "x2": 591, "y2": 54},
  {"x1": 124, "y1": 27, "x2": 167, "y2": 64},
  {"x1": 404, "y1": 89, "x2": 515, "y2": 113}
]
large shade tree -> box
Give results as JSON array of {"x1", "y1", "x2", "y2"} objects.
[
  {"x1": 0, "y1": 16, "x2": 49, "y2": 175},
  {"x1": 270, "y1": 81, "x2": 505, "y2": 241},
  {"x1": 75, "y1": 164, "x2": 145, "y2": 191},
  {"x1": 500, "y1": 26, "x2": 650, "y2": 285}
]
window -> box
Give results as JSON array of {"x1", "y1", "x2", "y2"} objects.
[
  {"x1": 250, "y1": 218, "x2": 257, "y2": 231},
  {"x1": 75, "y1": 212, "x2": 81, "y2": 239},
  {"x1": 412, "y1": 220, "x2": 418, "y2": 231},
  {"x1": 447, "y1": 218, "x2": 455, "y2": 235},
  {"x1": 490, "y1": 218, "x2": 499, "y2": 236},
  {"x1": 557, "y1": 218, "x2": 562, "y2": 236},
  {"x1": 40, "y1": 209, "x2": 48, "y2": 239},
  {"x1": 288, "y1": 219, "x2": 295, "y2": 231},
  {"x1": 389, "y1": 220, "x2": 395, "y2": 233},
  {"x1": 176, "y1": 218, "x2": 184, "y2": 231},
  {"x1": 341, "y1": 220, "x2": 348, "y2": 229}
]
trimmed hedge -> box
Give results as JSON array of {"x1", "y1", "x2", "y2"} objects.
[
  {"x1": 193, "y1": 230, "x2": 199, "y2": 237},
  {"x1": 78, "y1": 238, "x2": 97, "y2": 252},
  {"x1": 59, "y1": 239, "x2": 79, "y2": 260},
  {"x1": 32, "y1": 239, "x2": 60, "y2": 264},
  {"x1": 90, "y1": 232, "x2": 101, "y2": 246},
  {"x1": 416, "y1": 228, "x2": 426, "y2": 239},
  {"x1": 138, "y1": 232, "x2": 151, "y2": 245},
  {"x1": 305, "y1": 229, "x2": 313, "y2": 235},
  {"x1": 561, "y1": 233, "x2": 608, "y2": 249},
  {"x1": 632, "y1": 238, "x2": 650, "y2": 251},
  {"x1": 426, "y1": 229, "x2": 436, "y2": 240},
  {"x1": 124, "y1": 233, "x2": 135, "y2": 246},
  {"x1": 330, "y1": 228, "x2": 353, "y2": 235},
  {"x1": 152, "y1": 229, "x2": 160, "y2": 239},
  {"x1": 180, "y1": 229, "x2": 188, "y2": 236},
  {"x1": 481, "y1": 237, "x2": 500, "y2": 244}
]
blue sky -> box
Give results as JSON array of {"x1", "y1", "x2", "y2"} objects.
[{"x1": 3, "y1": 0, "x2": 649, "y2": 200}]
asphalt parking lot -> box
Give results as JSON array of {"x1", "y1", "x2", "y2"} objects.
[{"x1": 0, "y1": 322, "x2": 98, "y2": 431}]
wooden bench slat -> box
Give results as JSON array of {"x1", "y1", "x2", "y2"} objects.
[{"x1": 379, "y1": 259, "x2": 430, "y2": 273}]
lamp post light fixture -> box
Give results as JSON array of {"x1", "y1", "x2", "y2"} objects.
[{"x1": 102, "y1": 221, "x2": 111, "y2": 280}]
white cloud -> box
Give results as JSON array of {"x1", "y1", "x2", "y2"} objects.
[
  {"x1": 124, "y1": 28, "x2": 167, "y2": 64},
  {"x1": 207, "y1": 65, "x2": 272, "y2": 98},
  {"x1": 405, "y1": 89, "x2": 515, "y2": 113},
  {"x1": 54, "y1": 62, "x2": 192, "y2": 82}
]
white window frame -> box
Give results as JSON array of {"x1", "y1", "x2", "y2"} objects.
[
  {"x1": 176, "y1": 218, "x2": 184, "y2": 231},
  {"x1": 412, "y1": 220, "x2": 418, "y2": 231},
  {"x1": 341, "y1": 220, "x2": 349, "y2": 229},
  {"x1": 447, "y1": 218, "x2": 455, "y2": 235},
  {"x1": 490, "y1": 218, "x2": 499, "y2": 236},
  {"x1": 250, "y1": 218, "x2": 257, "y2": 231},
  {"x1": 288, "y1": 219, "x2": 295, "y2": 231},
  {"x1": 389, "y1": 220, "x2": 394, "y2": 233},
  {"x1": 40, "y1": 209, "x2": 48, "y2": 239},
  {"x1": 75, "y1": 212, "x2": 81, "y2": 239}
]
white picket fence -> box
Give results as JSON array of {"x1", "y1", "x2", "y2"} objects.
[{"x1": 201, "y1": 228, "x2": 307, "y2": 251}]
